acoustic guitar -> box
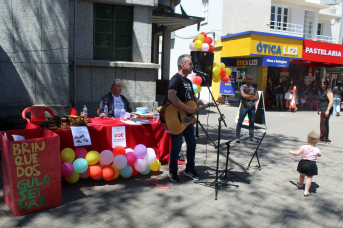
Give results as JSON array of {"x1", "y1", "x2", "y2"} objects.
[{"x1": 160, "y1": 97, "x2": 224, "y2": 135}]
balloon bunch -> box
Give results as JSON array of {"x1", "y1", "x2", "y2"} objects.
[
  {"x1": 189, "y1": 32, "x2": 214, "y2": 52},
  {"x1": 60, "y1": 145, "x2": 160, "y2": 184},
  {"x1": 187, "y1": 73, "x2": 203, "y2": 94},
  {"x1": 212, "y1": 62, "x2": 232, "y2": 83}
]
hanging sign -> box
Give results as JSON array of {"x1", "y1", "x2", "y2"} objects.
[
  {"x1": 112, "y1": 126, "x2": 126, "y2": 148},
  {"x1": 220, "y1": 72, "x2": 237, "y2": 95}
]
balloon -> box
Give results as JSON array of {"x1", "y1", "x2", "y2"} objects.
[
  {"x1": 220, "y1": 68, "x2": 226, "y2": 76},
  {"x1": 85, "y1": 150, "x2": 100, "y2": 165},
  {"x1": 75, "y1": 147, "x2": 87, "y2": 159},
  {"x1": 102, "y1": 165, "x2": 115, "y2": 181},
  {"x1": 192, "y1": 84, "x2": 198, "y2": 93},
  {"x1": 213, "y1": 62, "x2": 219, "y2": 68},
  {"x1": 195, "y1": 85, "x2": 202, "y2": 94},
  {"x1": 120, "y1": 165, "x2": 133, "y2": 178},
  {"x1": 134, "y1": 144, "x2": 147, "y2": 159},
  {"x1": 73, "y1": 158, "x2": 88, "y2": 173},
  {"x1": 226, "y1": 68, "x2": 232, "y2": 76},
  {"x1": 194, "y1": 40, "x2": 202, "y2": 49},
  {"x1": 130, "y1": 164, "x2": 139, "y2": 177},
  {"x1": 125, "y1": 148, "x2": 134, "y2": 153},
  {"x1": 219, "y1": 63, "x2": 225, "y2": 68},
  {"x1": 99, "y1": 150, "x2": 114, "y2": 165},
  {"x1": 209, "y1": 45, "x2": 215, "y2": 52},
  {"x1": 212, "y1": 74, "x2": 221, "y2": 83},
  {"x1": 200, "y1": 32, "x2": 207, "y2": 38},
  {"x1": 111, "y1": 165, "x2": 121, "y2": 179},
  {"x1": 221, "y1": 75, "x2": 230, "y2": 83},
  {"x1": 112, "y1": 146, "x2": 126, "y2": 157},
  {"x1": 196, "y1": 34, "x2": 205, "y2": 42},
  {"x1": 61, "y1": 162, "x2": 74, "y2": 177},
  {"x1": 193, "y1": 76, "x2": 202, "y2": 85},
  {"x1": 189, "y1": 42, "x2": 197, "y2": 51},
  {"x1": 125, "y1": 152, "x2": 137, "y2": 165},
  {"x1": 140, "y1": 165, "x2": 150, "y2": 175},
  {"x1": 113, "y1": 155, "x2": 127, "y2": 169},
  {"x1": 134, "y1": 159, "x2": 148, "y2": 172},
  {"x1": 65, "y1": 171, "x2": 79, "y2": 184},
  {"x1": 200, "y1": 43, "x2": 210, "y2": 51},
  {"x1": 192, "y1": 37, "x2": 197, "y2": 43},
  {"x1": 80, "y1": 170, "x2": 89, "y2": 179},
  {"x1": 144, "y1": 148, "x2": 157, "y2": 164},
  {"x1": 149, "y1": 159, "x2": 161, "y2": 171},
  {"x1": 88, "y1": 165, "x2": 102, "y2": 179},
  {"x1": 213, "y1": 67, "x2": 221, "y2": 76},
  {"x1": 92, "y1": 176, "x2": 102, "y2": 181},
  {"x1": 187, "y1": 73, "x2": 196, "y2": 83},
  {"x1": 204, "y1": 37, "x2": 212, "y2": 45},
  {"x1": 61, "y1": 148, "x2": 75, "y2": 163}
]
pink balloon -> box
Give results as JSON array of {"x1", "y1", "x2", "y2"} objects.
[
  {"x1": 134, "y1": 144, "x2": 147, "y2": 159},
  {"x1": 113, "y1": 155, "x2": 127, "y2": 169},
  {"x1": 187, "y1": 73, "x2": 196, "y2": 83},
  {"x1": 125, "y1": 152, "x2": 138, "y2": 165},
  {"x1": 189, "y1": 42, "x2": 197, "y2": 51},
  {"x1": 80, "y1": 171, "x2": 89, "y2": 179},
  {"x1": 75, "y1": 147, "x2": 88, "y2": 159},
  {"x1": 134, "y1": 159, "x2": 148, "y2": 172},
  {"x1": 99, "y1": 150, "x2": 114, "y2": 165},
  {"x1": 61, "y1": 162, "x2": 74, "y2": 177},
  {"x1": 200, "y1": 43, "x2": 210, "y2": 51}
]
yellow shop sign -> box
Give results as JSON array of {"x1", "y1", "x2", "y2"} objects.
[{"x1": 254, "y1": 41, "x2": 299, "y2": 56}]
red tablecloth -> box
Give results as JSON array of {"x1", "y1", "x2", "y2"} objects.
[{"x1": 26, "y1": 118, "x2": 171, "y2": 164}]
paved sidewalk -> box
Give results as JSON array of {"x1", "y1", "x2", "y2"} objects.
[{"x1": 0, "y1": 107, "x2": 342, "y2": 227}]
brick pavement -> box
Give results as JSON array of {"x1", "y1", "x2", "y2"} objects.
[{"x1": 0, "y1": 107, "x2": 342, "y2": 227}]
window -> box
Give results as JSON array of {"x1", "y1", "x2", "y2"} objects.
[
  {"x1": 317, "y1": 23, "x2": 323, "y2": 35},
  {"x1": 304, "y1": 10, "x2": 314, "y2": 40},
  {"x1": 94, "y1": 4, "x2": 133, "y2": 61},
  {"x1": 202, "y1": 0, "x2": 209, "y2": 24},
  {"x1": 270, "y1": 6, "x2": 288, "y2": 30}
]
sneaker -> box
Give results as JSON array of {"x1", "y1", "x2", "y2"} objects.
[
  {"x1": 249, "y1": 137, "x2": 259, "y2": 143},
  {"x1": 168, "y1": 172, "x2": 180, "y2": 182},
  {"x1": 235, "y1": 138, "x2": 240, "y2": 143},
  {"x1": 184, "y1": 170, "x2": 200, "y2": 181},
  {"x1": 336, "y1": 112, "x2": 340, "y2": 116},
  {"x1": 318, "y1": 140, "x2": 326, "y2": 144}
]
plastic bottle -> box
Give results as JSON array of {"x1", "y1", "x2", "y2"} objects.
[
  {"x1": 83, "y1": 105, "x2": 88, "y2": 118},
  {"x1": 120, "y1": 107, "x2": 125, "y2": 121},
  {"x1": 153, "y1": 108, "x2": 159, "y2": 122},
  {"x1": 104, "y1": 105, "x2": 108, "y2": 118}
]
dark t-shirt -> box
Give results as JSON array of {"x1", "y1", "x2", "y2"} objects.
[
  {"x1": 168, "y1": 73, "x2": 194, "y2": 103},
  {"x1": 274, "y1": 81, "x2": 285, "y2": 94}
]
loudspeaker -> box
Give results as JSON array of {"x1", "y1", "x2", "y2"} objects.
[{"x1": 190, "y1": 51, "x2": 214, "y2": 87}]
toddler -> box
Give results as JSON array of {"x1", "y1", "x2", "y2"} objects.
[{"x1": 289, "y1": 131, "x2": 321, "y2": 196}]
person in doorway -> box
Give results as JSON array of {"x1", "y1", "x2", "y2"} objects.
[
  {"x1": 274, "y1": 77, "x2": 285, "y2": 110},
  {"x1": 266, "y1": 78, "x2": 276, "y2": 109},
  {"x1": 99, "y1": 79, "x2": 132, "y2": 117},
  {"x1": 317, "y1": 79, "x2": 333, "y2": 143},
  {"x1": 332, "y1": 81, "x2": 343, "y2": 116},
  {"x1": 235, "y1": 75, "x2": 259, "y2": 143}
]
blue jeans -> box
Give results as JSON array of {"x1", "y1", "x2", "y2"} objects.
[
  {"x1": 332, "y1": 98, "x2": 341, "y2": 115},
  {"x1": 276, "y1": 94, "x2": 283, "y2": 102},
  {"x1": 236, "y1": 105, "x2": 256, "y2": 138},
  {"x1": 169, "y1": 124, "x2": 196, "y2": 173}
]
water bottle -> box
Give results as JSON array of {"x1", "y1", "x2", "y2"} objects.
[
  {"x1": 83, "y1": 105, "x2": 88, "y2": 118},
  {"x1": 153, "y1": 108, "x2": 159, "y2": 122},
  {"x1": 120, "y1": 107, "x2": 125, "y2": 121},
  {"x1": 104, "y1": 105, "x2": 108, "y2": 118}
]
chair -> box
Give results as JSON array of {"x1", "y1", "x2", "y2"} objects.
[
  {"x1": 266, "y1": 94, "x2": 275, "y2": 108},
  {"x1": 22, "y1": 106, "x2": 55, "y2": 123}
]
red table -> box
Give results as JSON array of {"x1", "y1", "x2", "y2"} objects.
[{"x1": 26, "y1": 118, "x2": 171, "y2": 164}]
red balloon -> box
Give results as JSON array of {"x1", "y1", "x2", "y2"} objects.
[
  {"x1": 200, "y1": 32, "x2": 207, "y2": 38},
  {"x1": 193, "y1": 37, "x2": 197, "y2": 43},
  {"x1": 193, "y1": 76, "x2": 202, "y2": 85},
  {"x1": 204, "y1": 37, "x2": 213, "y2": 45},
  {"x1": 88, "y1": 165, "x2": 102, "y2": 179},
  {"x1": 102, "y1": 165, "x2": 115, "y2": 181},
  {"x1": 221, "y1": 75, "x2": 230, "y2": 83},
  {"x1": 220, "y1": 68, "x2": 226, "y2": 76},
  {"x1": 209, "y1": 45, "x2": 215, "y2": 52},
  {"x1": 130, "y1": 164, "x2": 139, "y2": 177},
  {"x1": 113, "y1": 146, "x2": 126, "y2": 157}
]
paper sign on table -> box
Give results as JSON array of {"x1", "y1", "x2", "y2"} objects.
[
  {"x1": 112, "y1": 126, "x2": 126, "y2": 148},
  {"x1": 71, "y1": 126, "x2": 92, "y2": 147}
]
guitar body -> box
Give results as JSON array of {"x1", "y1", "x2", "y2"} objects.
[{"x1": 160, "y1": 100, "x2": 197, "y2": 135}]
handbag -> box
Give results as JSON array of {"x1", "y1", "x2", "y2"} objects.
[{"x1": 284, "y1": 92, "x2": 291, "y2": 100}]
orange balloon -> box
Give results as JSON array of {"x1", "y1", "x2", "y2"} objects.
[
  {"x1": 130, "y1": 164, "x2": 139, "y2": 177},
  {"x1": 88, "y1": 165, "x2": 102, "y2": 179},
  {"x1": 221, "y1": 75, "x2": 230, "y2": 83},
  {"x1": 193, "y1": 76, "x2": 203, "y2": 85},
  {"x1": 112, "y1": 146, "x2": 126, "y2": 157},
  {"x1": 102, "y1": 165, "x2": 115, "y2": 181},
  {"x1": 204, "y1": 37, "x2": 212, "y2": 45}
]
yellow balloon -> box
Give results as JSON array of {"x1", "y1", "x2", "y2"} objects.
[
  {"x1": 196, "y1": 34, "x2": 205, "y2": 42},
  {"x1": 111, "y1": 165, "x2": 120, "y2": 179},
  {"x1": 65, "y1": 171, "x2": 80, "y2": 184},
  {"x1": 212, "y1": 75, "x2": 221, "y2": 83},
  {"x1": 61, "y1": 148, "x2": 75, "y2": 163},
  {"x1": 194, "y1": 40, "x2": 202, "y2": 49},
  {"x1": 213, "y1": 67, "x2": 221, "y2": 76},
  {"x1": 85, "y1": 151, "x2": 100, "y2": 165},
  {"x1": 195, "y1": 85, "x2": 202, "y2": 94},
  {"x1": 219, "y1": 63, "x2": 225, "y2": 68},
  {"x1": 226, "y1": 68, "x2": 232, "y2": 76},
  {"x1": 213, "y1": 62, "x2": 219, "y2": 68},
  {"x1": 149, "y1": 159, "x2": 161, "y2": 171}
]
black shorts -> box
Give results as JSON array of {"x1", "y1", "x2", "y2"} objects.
[{"x1": 297, "y1": 160, "x2": 318, "y2": 176}]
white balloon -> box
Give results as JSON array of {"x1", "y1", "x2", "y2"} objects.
[
  {"x1": 125, "y1": 148, "x2": 134, "y2": 153},
  {"x1": 143, "y1": 148, "x2": 157, "y2": 164},
  {"x1": 189, "y1": 42, "x2": 197, "y2": 51},
  {"x1": 200, "y1": 43, "x2": 210, "y2": 51},
  {"x1": 113, "y1": 155, "x2": 127, "y2": 169}
]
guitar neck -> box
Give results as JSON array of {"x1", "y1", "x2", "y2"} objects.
[{"x1": 194, "y1": 102, "x2": 213, "y2": 113}]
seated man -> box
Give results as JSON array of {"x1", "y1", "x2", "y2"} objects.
[{"x1": 99, "y1": 79, "x2": 132, "y2": 117}]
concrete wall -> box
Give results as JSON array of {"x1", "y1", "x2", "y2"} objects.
[{"x1": 0, "y1": 0, "x2": 69, "y2": 117}]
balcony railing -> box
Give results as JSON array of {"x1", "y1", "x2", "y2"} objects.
[
  {"x1": 316, "y1": 35, "x2": 336, "y2": 43},
  {"x1": 269, "y1": 21, "x2": 303, "y2": 37}
]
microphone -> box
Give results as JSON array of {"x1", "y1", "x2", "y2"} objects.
[{"x1": 193, "y1": 68, "x2": 209, "y2": 78}]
